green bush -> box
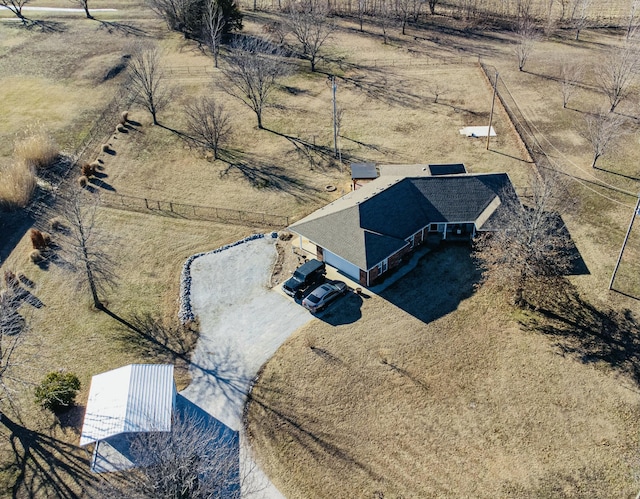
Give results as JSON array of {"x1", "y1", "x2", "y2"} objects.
[{"x1": 35, "y1": 371, "x2": 81, "y2": 412}]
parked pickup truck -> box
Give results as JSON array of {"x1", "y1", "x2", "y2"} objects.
[{"x1": 282, "y1": 259, "x2": 326, "y2": 298}]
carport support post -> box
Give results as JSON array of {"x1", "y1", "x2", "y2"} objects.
[
  {"x1": 486, "y1": 71, "x2": 498, "y2": 150},
  {"x1": 609, "y1": 192, "x2": 640, "y2": 290}
]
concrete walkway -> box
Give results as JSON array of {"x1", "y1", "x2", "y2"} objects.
[{"x1": 180, "y1": 236, "x2": 311, "y2": 498}]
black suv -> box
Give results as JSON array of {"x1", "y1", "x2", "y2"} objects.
[{"x1": 282, "y1": 259, "x2": 326, "y2": 298}]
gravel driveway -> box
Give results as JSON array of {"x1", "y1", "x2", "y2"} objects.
[{"x1": 180, "y1": 236, "x2": 311, "y2": 497}]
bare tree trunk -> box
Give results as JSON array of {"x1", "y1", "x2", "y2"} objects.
[
  {"x1": 128, "y1": 45, "x2": 171, "y2": 126},
  {"x1": 59, "y1": 190, "x2": 117, "y2": 310}
]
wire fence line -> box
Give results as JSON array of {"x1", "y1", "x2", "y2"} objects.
[
  {"x1": 98, "y1": 191, "x2": 290, "y2": 228},
  {"x1": 163, "y1": 55, "x2": 477, "y2": 79}
]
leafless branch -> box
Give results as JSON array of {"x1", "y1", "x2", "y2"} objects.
[
  {"x1": 582, "y1": 110, "x2": 626, "y2": 168},
  {"x1": 220, "y1": 37, "x2": 289, "y2": 129},
  {"x1": 128, "y1": 44, "x2": 172, "y2": 126},
  {"x1": 473, "y1": 173, "x2": 576, "y2": 307},
  {"x1": 285, "y1": 0, "x2": 336, "y2": 71},
  {"x1": 58, "y1": 189, "x2": 118, "y2": 309},
  {"x1": 184, "y1": 95, "x2": 232, "y2": 160}
]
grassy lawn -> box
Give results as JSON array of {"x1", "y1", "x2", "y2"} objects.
[
  {"x1": 247, "y1": 246, "x2": 640, "y2": 497},
  {"x1": 0, "y1": 1, "x2": 640, "y2": 498}
]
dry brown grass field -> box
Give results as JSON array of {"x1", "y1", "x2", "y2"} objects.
[{"x1": 0, "y1": 1, "x2": 640, "y2": 498}]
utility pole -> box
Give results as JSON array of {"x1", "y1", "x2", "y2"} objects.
[
  {"x1": 331, "y1": 75, "x2": 338, "y2": 159},
  {"x1": 486, "y1": 70, "x2": 498, "y2": 150},
  {"x1": 609, "y1": 192, "x2": 640, "y2": 290}
]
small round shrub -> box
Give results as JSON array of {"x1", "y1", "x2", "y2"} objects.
[
  {"x1": 41, "y1": 231, "x2": 51, "y2": 247},
  {"x1": 29, "y1": 228, "x2": 47, "y2": 250},
  {"x1": 120, "y1": 111, "x2": 128, "y2": 124},
  {"x1": 77, "y1": 175, "x2": 88, "y2": 188},
  {"x1": 81, "y1": 163, "x2": 95, "y2": 177},
  {"x1": 90, "y1": 160, "x2": 101, "y2": 170},
  {"x1": 34, "y1": 371, "x2": 81, "y2": 412},
  {"x1": 29, "y1": 249, "x2": 43, "y2": 263},
  {"x1": 101, "y1": 144, "x2": 110, "y2": 153},
  {"x1": 3, "y1": 270, "x2": 18, "y2": 289}
]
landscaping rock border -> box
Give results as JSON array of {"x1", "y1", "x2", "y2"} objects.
[{"x1": 178, "y1": 232, "x2": 278, "y2": 324}]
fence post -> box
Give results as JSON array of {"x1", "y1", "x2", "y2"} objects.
[
  {"x1": 145, "y1": 198, "x2": 149, "y2": 209},
  {"x1": 157, "y1": 200, "x2": 161, "y2": 210},
  {"x1": 170, "y1": 202, "x2": 173, "y2": 212}
]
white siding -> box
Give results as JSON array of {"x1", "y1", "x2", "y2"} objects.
[{"x1": 324, "y1": 250, "x2": 361, "y2": 281}]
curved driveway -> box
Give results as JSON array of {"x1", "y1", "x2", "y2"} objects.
[{"x1": 180, "y1": 236, "x2": 311, "y2": 498}]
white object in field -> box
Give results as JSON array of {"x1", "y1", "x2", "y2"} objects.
[{"x1": 459, "y1": 126, "x2": 496, "y2": 137}]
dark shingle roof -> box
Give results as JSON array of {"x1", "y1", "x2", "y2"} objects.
[
  {"x1": 290, "y1": 173, "x2": 515, "y2": 270},
  {"x1": 428, "y1": 163, "x2": 467, "y2": 176},
  {"x1": 351, "y1": 163, "x2": 378, "y2": 179}
]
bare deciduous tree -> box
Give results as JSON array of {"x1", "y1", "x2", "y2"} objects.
[
  {"x1": 184, "y1": 95, "x2": 232, "y2": 160},
  {"x1": 286, "y1": 0, "x2": 336, "y2": 71},
  {"x1": 98, "y1": 409, "x2": 264, "y2": 498},
  {"x1": 379, "y1": 0, "x2": 391, "y2": 44},
  {"x1": 596, "y1": 40, "x2": 639, "y2": 113},
  {"x1": 128, "y1": 45, "x2": 171, "y2": 126},
  {"x1": 514, "y1": 19, "x2": 538, "y2": 72},
  {"x1": 582, "y1": 111, "x2": 626, "y2": 168},
  {"x1": 428, "y1": 81, "x2": 447, "y2": 103},
  {"x1": 60, "y1": 190, "x2": 117, "y2": 310},
  {"x1": 203, "y1": 0, "x2": 225, "y2": 68},
  {"x1": 560, "y1": 60, "x2": 583, "y2": 108},
  {"x1": 570, "y1": 0, "x2": 591, "y2": 41},
  {"x1": 0, "y1": 283, "x2": 26, "y2": 416},
  {"x1": 356, "y1": 0, "x2": 366, "y2": 30},
  {"x1": 473, "y1": 173, "x2": 576, "y2": 307},
  {"x1": 428, "y1": 0, "x2": 439, "y2": 14},
  {"x1": 69, "y1": 0, "x2": 92, "y2": 18},
  {"x1": 221, "y1": 38, "x2": 289, "y2": 129},
  {"x1": 627, "y1": 0, "x2": 640, "y2": 39},
  {"x1": 395, "y1": 0, "x2": 420, "y2": 35},
  {"x1": 0, "y1": 0, "x2": 30, "y2": 24}
]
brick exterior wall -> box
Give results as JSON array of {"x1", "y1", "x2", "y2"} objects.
[{"x1": 316, "y1": 246, "x2": 324, "y2": 261}]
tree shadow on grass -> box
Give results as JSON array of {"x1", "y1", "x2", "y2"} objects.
[
  {"x1": 26, "y1": 19, "x2": 66, "y2": 33},
  {"x1": 520, "y1": 281, "x2": 640, "y2": 385},
  {"x1": 218, "y1": 150, "x2": 319, "y2": 203},
  {"x1": 96, "y1": 20, "x2": 147, "y2": 37},
  {"x1": 111, "y1": 311, "x2": 197, "y2": 369},
  {"x1": 379, "y1": 244, "x2": 481, "y2": 325},
  {"x1": 0, "y1": 210, "x2": 34, "y2": 267},
  {"x1": 0, "y1": 413, "x2": 99, "y2": 499},
  {"x1": 246, "y1": 380, "x2": 385, "y2": 485}
]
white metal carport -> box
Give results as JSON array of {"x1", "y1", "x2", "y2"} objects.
[{"x1": 79, "y1": 364, "x2": 176, "y2": 472}]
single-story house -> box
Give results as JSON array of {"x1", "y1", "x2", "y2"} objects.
[
  {"x1": 79, "y1": 364, "x2": 176, "y2": 473},
  {"x1": 289, "y1": 165, "x2": 517, "y2": 287}
]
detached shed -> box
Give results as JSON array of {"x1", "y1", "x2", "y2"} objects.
[{"x1": 80, "y1": 364, "x2": 176, "y2": 473}]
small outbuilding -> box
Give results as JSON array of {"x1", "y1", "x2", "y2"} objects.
[
  {"x1": 79, "y1": 364, "x2": 176, "y2": 473},
  {"x1": 350, "y1": 162, "x2": 378, "y2": 189}
]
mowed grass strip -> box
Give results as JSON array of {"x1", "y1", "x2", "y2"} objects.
[{"x1": 247, "y1": 246, "x2": 640, "y2": 498}]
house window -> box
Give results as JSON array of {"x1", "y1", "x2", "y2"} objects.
[{"x1": 378, "y1": 259, "x2": 388, "y2": 274}]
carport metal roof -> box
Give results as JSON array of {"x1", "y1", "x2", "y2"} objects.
[{"x1": 80, "y1": 364, "x2": 176, "y2": 446}]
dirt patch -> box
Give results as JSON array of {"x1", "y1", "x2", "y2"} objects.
[{"x1": 270, "y1": 232, "x2": 309, "y2": 288}]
